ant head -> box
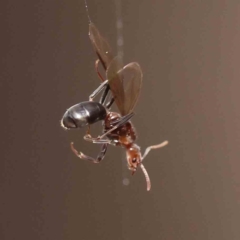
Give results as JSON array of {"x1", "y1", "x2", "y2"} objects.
[
  {"x1": 126, "y1": 144, "x2": 151, "y2": 191},
  {"x1": 126, "y1": 144, "x2": 142, "y2": 173}
]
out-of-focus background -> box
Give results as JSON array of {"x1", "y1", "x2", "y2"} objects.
[{"x1": 1, "y1": 0, "x2": 240, "y2": 239}]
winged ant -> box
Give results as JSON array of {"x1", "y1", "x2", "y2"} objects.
[{"x1": 61, "y1": 1, "x2": 168, "y2": 191}]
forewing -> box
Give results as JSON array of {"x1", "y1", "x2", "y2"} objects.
[
  {"x1": 106, "y1": 56, "x2": 125, "y2": 114},
  {"x1": 89, "y1": 23, "x2": 113, "y2": 70},
  {"x1": 121, "y1": 62, "x2": 142, "y2": 115},
  {"x1": 107, "y1": 56, "x2": 143, "y2": 116}
]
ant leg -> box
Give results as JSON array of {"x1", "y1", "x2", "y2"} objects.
[
  {"x1": 84, "y1": 134, "x2": 112, "y2": 144},
  {"x1": 141, "y1": 141, "x2": 169, "y2": 160},
  {"x1": 89, "y1": 79, "x2": 108, "y2": 101},
  {"x1": 105, "y1": 96, "x2": 114, "y2": 109},
  {"x1": 91, "y1": 60, "x2": 115, "y2": 105},
  {"x1": 93, "y1": 59, "x2": 110, "y2": 105},
  {"x1": 95, "y1": 59, "x2": 105, "y2": 82},
  {"x1": 70, "y1": 142, "x2": 108, "y2": 163},
  {"x1": 99, "y1": 85, "x2": 110, "y2": 105}
]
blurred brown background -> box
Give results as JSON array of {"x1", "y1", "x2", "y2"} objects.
[{"x1": 1, "y1": 0, "x2": 240, "y2": 239}]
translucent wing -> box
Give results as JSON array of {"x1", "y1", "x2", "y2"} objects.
[
  {"x1": 89, "y1": 23, "x2": 114, "y2": 70},
  {"x1": 106, "y1": 56, "x2": 143, "y2": 116},
  {"x1": 121, "y1": 62, "x2": 143, "y2": 115},
  {"x1": 106, "y1": 56, "x2": 125, "y2": 112}
]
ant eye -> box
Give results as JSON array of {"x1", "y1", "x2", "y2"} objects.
[{"x1": 132, "y1": 158, "x2": 137, "y2": 163}]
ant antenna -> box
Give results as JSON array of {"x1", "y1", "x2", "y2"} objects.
[
  {"x1": 140, "y1": 140, "x2": 168, "y2": 191},
  {"x1": 140, "y1": 164, "x2": 151, "y2": 191},
  {"x1": 142, "y1": 141, "x2": 169, "y2": 160},
  {"x1": 84, "y1": 0, "x2": 92, "y2": 23}
]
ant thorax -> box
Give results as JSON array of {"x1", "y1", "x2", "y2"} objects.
[{"x1": 104, "y1": 112, "x2": 137, "y2": 146}]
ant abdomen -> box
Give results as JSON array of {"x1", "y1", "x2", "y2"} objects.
[{"x1": 61, "y1": 101, "x2": 107, "y2": 129}]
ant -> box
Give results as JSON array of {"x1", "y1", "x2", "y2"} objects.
[{"x1": 61, "y1": 3, "x2": 168, "y2": 191}]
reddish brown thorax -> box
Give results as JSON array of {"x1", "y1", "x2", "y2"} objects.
[
  {"x1": 104, "y1": 112, "x2": 137, "y2": 146},
  {"x1": 104, "y1": 112, "x2": 141, "y2": 173}
]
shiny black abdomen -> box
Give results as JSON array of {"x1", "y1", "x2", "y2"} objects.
[{"x1": 61, "y1": 101, "x2": 107, "y2": 129}]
